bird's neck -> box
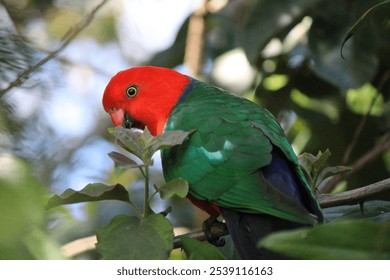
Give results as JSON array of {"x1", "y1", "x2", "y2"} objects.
[{"x1": 144, "y1": 77, "x2": 194, "y2": 136}]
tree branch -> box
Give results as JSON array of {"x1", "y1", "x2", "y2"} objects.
[
  {"x1": 0, "y1": 0, "x2": 110, "y2": 97},
  {"x1": 61, "y1": 177, "x2": 390, "y2": 258},
  {"x1": 318, "y1": 178, "x2": 390, "y2": 208},
  {"x1": 184, "y1": 0, "x2": 207, "y2": 76},
  {"x1": 62, "y1": 235, "x2": 97, "y2": 258},
  {"x1": 323, "y1": 132, "x2": 390, "y2": 192},
  {"x1": 323, "y1": 69, "x2": 390, "y2": 193}
]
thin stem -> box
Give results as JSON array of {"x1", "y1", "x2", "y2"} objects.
[
  {"x1": 128, "y1": 200, "x2": 143, "y2": 218},
  {"x1": 148, "y1": 190, "x2": 159, "y2": 204},
  {"x1": 143, "y1": 166, "x2": 151, "y2": 218},
  {"x1": 341, "y1": 90, "x2": 380, "y2": 165},
  {"x1": 341, "y1": 70, "x2": 388, "y2": 166},
  {"x1": 137, "y1": 166, "x2": 146, "y2": 178},
  {"x1": 323, "y1": 70, "x2": 390, "y2": 193},
  {"x1": 148, "y1": 184, "x2": 160, "y2": 203},
  {"x1": 323, "y1": 132, "x2": 390, "y2": 192}
]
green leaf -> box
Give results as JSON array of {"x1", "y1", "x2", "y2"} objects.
[
  {"x1": 298, "y1": 150, "x2": 331, "y2": 177},
  {"x1": 108, "y1": 126, "x2": 146, "y2": 161},
  {"x1": 312, "y1": 149, "x2": 331, "y2": 173},
  {"x1": 298, "y1": 152, "x2": 317, "y2": 177},
  {"x1": 108, "y1": 151, "x2": 147, "y2": 169},
  {"x1": 46, "y1": 183, "x2": 130, "y2": 209},
  {"x1": 298, "y1": 150, "x2": 350, "y2": 191},
  {"x1": 322, "y1": 200, "x2": 390, "y2": 222},
  {"x1": 259, "y1": 219, "x2": 390, "y2": 259},
  {"x1": 109, "y1": 126, "x2": 192, "y2": 164},
  {"x1": 307, "y1": 1, "x2": 380, "y2": 89},
  {"x1": 341, "y1": 0, "x2": 390, "y2": 58},
  {"x1": 159, "y1": 178, "x2": 189, "y2": 200},
  {"x1": 298, "y1": 153, "x2": 315, "y2": 176},
  {"x1": 96, "y1": 214, "x2": 173, "y2": 259},
  {"x1": 316, "y1": 165, "x2": 352, "y2": 188},
  {"x1": 180, "y1": 236, "x2": 226, "y2": 260},
  {"x1": 144, "y1": 129, "x2": 193, "y2": 160}
]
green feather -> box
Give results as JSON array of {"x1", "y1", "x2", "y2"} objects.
[{"x1": 162, "y1": 80, "x2": 321, "y2": 225}]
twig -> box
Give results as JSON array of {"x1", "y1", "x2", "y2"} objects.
[
  {"x1": 323, "y1": 132, "x2": 390, "y2": 192},
  {"x1": 346, "y1": 133, "x2": 390, "y2": 176},
  {"x1": 341, "y1": 70, "x2": 389, "y2": 166},
  {"x1": 341, "y1": 91, "x2": 380, "y2": 165},
  {"x1": 143, "y1": 166, "x2": 151, "y2": 218},
  {"x1": 317, "y1": 178, "x2": 390, "y2": 208},
  {"x1": 62, "y1": 235, "x2": 97, "y2": 258},
  {"x1": 0, "y1": 0, "x2": 110, "y2": 97},
  {"x1": 323, "y1": 70, "x2": 390, "y2": 193}
]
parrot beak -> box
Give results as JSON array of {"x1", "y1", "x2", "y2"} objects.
[
  {"x1": 109, "y1": 108, "x2": 125, "y2": 127},
  {"x1": 109, "y1": 108, "x2": 145, "y2": 130}
]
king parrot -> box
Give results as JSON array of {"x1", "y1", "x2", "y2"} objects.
[{"x1": 102, "y1": 66, "x2": 323, "y2": 259}]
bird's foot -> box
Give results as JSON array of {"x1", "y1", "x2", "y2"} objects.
[{"x1": 202, "y1": 215, "x2": 228, "y2": 247}]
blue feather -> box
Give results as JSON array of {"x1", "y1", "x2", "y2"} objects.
[{"x1": 262, "y1": 147, "x2": 304, "y2": 205}]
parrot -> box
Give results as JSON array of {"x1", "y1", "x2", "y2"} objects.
[{"x1": 102, "y1": 66, "x2": 323, "y2": 259}]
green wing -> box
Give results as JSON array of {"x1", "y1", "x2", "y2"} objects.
[{"x1": 162, "y1": 80, "x2": 321, "y2": 224}]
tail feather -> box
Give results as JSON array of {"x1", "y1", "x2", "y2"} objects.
[
  {"x1": 220, "y1": 147, "x2": 321, "y2": 259},
  {"x1": 263, "y1": 147, "x2": 322, "y2": 220},
  {"x1": 221, "y1": 208, "x2": 303, "y2": 259}
]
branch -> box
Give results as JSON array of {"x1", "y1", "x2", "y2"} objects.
[
  {"x1": 318, "y1": 178, "x2": 390, "y2": 208},
  {"x1": 62, "y1": 235, "x2": 97, "y2": 258},
  {"x1": 61, "y1": 178, "x2": 390, "y2": 257},
  {"x1": 184, "y1": 0, "x2": 207, "y2": 76},
  {"x1": 341, "y1": 91, "x2": 380, "y2": 165},
  {"x1": 0, "y1": 0, "x2": 110, "y2": 97},
  {"x1": 323, "y1": 70, "x2": 390, "y2": 193},
  {"x1": 342, "y1": 70, "x2": 389, "y2": 165},
  {"x1": 323, "y1": 132, "x2": 390, "y2": 192}
]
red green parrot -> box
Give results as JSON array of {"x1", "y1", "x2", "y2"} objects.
[{"x1": 102, "y1": 66, "x2": 323, "y2": 259}]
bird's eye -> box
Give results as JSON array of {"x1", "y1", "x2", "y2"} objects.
[{"x1": 125, "y1": 85, "x2": 138, "y2": 98}]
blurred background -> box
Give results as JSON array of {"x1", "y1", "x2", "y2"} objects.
[{"x1": 0, "y1": 0, "x2": 388, "y2": 259}]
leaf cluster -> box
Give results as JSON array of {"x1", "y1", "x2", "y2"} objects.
[
  {"x1": 47, "y1": 127, "x2": 223, "y2": 259},
  {"x1": 299, "y1": 149, "x2": 351, "y2": 192}
]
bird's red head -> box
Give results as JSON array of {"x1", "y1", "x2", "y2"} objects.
[{"x1": 102, "y1": 66, "x2": 191, "y2": 135}]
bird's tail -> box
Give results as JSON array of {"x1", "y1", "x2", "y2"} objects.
[{"x1": 221, "y1": 208, "x2": 304, "y2": 259}]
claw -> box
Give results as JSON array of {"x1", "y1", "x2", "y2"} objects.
[{"x1": 202, "y1": 215, "x2": 229, "y2": 247}]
